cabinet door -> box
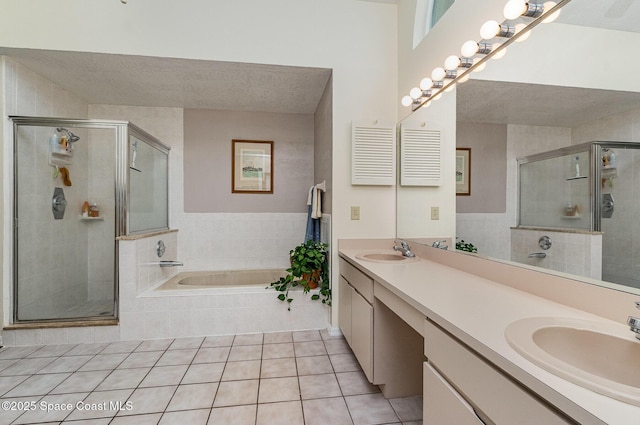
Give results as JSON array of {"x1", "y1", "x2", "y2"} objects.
[
  {"x1": 424, "y1": 362, "x2": 485, "y2": 425},
  {"x1": 351, "y1": 288, "x2": 374, "y2": 382},
  {"x1": 338, "y1": 277, "x2": 352, "y2": 345}
]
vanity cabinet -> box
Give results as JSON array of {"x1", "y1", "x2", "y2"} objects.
[
  {"x1": 338, "y1": 258, "x2": 374, "y2": 381},
  {"x1": 423, "y1": 362, "x2": 485, "y2": 425},
  {"x1": 424, "y1": 318, "x2": 575, "y2": 425}
]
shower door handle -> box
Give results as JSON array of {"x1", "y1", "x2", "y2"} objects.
[
  {"x1": 52, "y1": 187, "x2": 67, "y2": 220},
  {"x1": 602, "y1": 194, "x2": 614, "y2": 219}
]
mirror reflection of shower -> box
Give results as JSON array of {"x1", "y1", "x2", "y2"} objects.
[
  {"x1": 130, "y1": 140, "x2": 141, "y2": 172},
  {"x1": 57, "y1": 127, "x2": 80, "y2": 143}
]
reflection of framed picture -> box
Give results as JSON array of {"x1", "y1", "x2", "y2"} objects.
[
  {"x1": 456, "y1": 148, "x2": 471, "y2": 196},
  {"x1": 232, "y1": 140, "x2": 273, "y2": 193}
]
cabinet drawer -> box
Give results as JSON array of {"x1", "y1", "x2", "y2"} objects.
[
  {"x1": 424, "y1": 362, "x2": 485, "y2": 425},
  {"x1": 424, "y1": 319, "x2": 574, "y2": 425},
  {"x1": 339, "y1": 258, "x2": 373, "y2": 303}
]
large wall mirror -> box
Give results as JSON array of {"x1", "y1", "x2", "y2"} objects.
[{"x1": 397, "y1": 0, "x2": 640, "y2": 295}]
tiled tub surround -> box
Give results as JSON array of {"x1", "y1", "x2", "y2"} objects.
[
  {"x1": 511, "y1": 227, "x2": 602, "y2": 280},
  {"x1": 339, "y1": 239, "x2": 640, "y2": 425},
  {"x1": 0, "y1": 330, "x2": 422, "y2": 425},
  {"x1": 119, "y1": 230, "x2": 329, "y2": 341},
  {"x1": 3, "y1": 222, "x2": 329, "y2": 346}
]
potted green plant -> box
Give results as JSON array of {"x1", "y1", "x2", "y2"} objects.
[
  {"x1": 268, "y1": 240, "x2": 331, "y2": 310},
  {"x1": 455, "y1": 238, "x2": 478, "y2": 253}
]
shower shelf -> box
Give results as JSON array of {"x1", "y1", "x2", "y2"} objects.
[{"x1": 80, "y1": 216, "x2": 104, "y2": 221}]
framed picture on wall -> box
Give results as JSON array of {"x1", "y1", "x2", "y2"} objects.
[
  {"x1": 232, "y1": 140, "x2": 274, "y2": 194},
  {"x1": 456, "y1": 148, "x2": 471, "y2": 196}
]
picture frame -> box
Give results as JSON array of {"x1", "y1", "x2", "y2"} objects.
[
  {"x1": 456, "y1": 148, "x2": 471, "y2": 196},
  {"x1": 232, "y1": 140, "x2": 273, "y2": 194}
]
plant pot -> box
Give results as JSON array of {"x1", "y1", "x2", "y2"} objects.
[{"x1": 302, "y1": 269, "x2": 321, "y2": 289}]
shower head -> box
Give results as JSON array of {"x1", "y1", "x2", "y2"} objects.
[{"x1": 57, "y1": 127, "x2": 80, "y2": 143}]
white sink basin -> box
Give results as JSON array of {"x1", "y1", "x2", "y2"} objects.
[
  {"x1": 505, "y1": 317, "x2": 640, "y2": 406},
  {"x1": 355, "y1": 250, "x2": 420, "y2": 263}
]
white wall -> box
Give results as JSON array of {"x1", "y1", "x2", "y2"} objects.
[{"x1": 183, "y1": 109, "x2": 314, "y2": 214}]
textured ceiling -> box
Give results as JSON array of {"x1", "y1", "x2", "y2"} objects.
[
  {"x1": 457, "y1": 80, "x2": 640, "y2": 127},
  {"x1": 0, "y1": 48, "x2": 331, "y2": 114}
]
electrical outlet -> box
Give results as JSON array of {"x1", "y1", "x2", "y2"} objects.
[
  {"x1": 351, "y1": 206, "x2": 361, "y2": 220},
  {"x1": 431, "y1": 206, "x2": 440, "y2": 220}
]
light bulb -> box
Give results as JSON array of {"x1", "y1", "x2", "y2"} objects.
[
  {"x1": 543, "y1": 1, "x2": 561, "y2": 23},
  {"x1": 458, "y1": 74, "x2": 470, "y2": 84},
  {"x1": 445, "y1": 83, "x2": 456, "y2": 93},
  {"x1": 444, "y1": 55, "x2": 461, "y2": 71},
  {"x1": 409, "y1": 87, "x2": 422, "y2": 99},
  {"x1": 503, "y1": 0, "x2": 526, "y2": 20},
  {"x1": 514, "y1": 23, "x2": 531, "y2": 42},
  {"x1": 419, "y1": 78, "x2": 433, "y2": 90},
  {"x1": 492, "y1": 47, "x2": 507, "y2": 60},
  {"x1": 473, "y1": 58, "x2": 487, "y2": 73},
  {"x1": 431, "y1": 67, "x2": 446, "y2": 81},
  {"x1": 480, "y1": 20, "x2": 500, "y2": 39},
  {"x1": 461, "y1": 40, "x2": 479, "y2": 58},
  {"x1": 401, "y1": 96, "x2": 413, "y2": 107},
  {"x1": 433, "y1": 93, "x2": 443, "y2": 101}
]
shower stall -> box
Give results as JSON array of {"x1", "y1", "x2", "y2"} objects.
[
  {"x1": 10, "y1": 116, "x2": 170, "y2": 324},
  {"x1": 517, "y1": 141, "x2": 640, "y2": 290}
]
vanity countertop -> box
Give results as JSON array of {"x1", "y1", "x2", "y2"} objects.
[{"x1": 339, "y1": 240, "x2": 639, "y2": 425}]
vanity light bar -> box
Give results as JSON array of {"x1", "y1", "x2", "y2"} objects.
[{"x1": 401, "y1": 0, "x2": 569, "y2": 112}]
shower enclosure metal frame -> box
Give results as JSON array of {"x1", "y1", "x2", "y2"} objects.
[
  {"x1": 9, "y1": 116, "x2": 170, "y2": 324},
  {"x1": 516, "y1": 141, "x2": 639, "y2": 232}
]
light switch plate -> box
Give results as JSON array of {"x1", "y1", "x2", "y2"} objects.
[
  {"x1": 431, "y1": 206, "x2": 439, "y2": 220},
  {"x1": 351, "y1": 206, "x2": 361, "y2": 220}
]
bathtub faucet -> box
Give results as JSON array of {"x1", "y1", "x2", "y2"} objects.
[{"x1": 159, "y1": 260, "x2": 184, "y2": 267}]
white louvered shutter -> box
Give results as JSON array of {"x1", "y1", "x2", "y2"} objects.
[
  {"x1": 351, "y1": 122, "x2": 396, "y2": 185},
  {"x1": 400, "y1": 124, "x2": 441, "y2": 186}
]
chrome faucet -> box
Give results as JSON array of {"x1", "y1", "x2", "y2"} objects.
[
  {"x1": 627, "y1": 301, "x2": 640, "y2": 340},
  {"x1": 393, "y1": 240, "x2": 415, "y2": 258},
  {"x1": 432, "y1": 239, "x2": 448, "y2": 250}
]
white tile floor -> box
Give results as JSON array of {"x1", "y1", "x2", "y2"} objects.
[{"x1": 0, "y1": 330, "x2": 422, "y2": 425}]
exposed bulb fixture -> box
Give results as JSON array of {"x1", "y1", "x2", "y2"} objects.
[
  {"x1": 504, "y1": 1, "x2": 545, "y2": 20},
  {"x1": 543, "y1": 1, "x2": 561, "y2": 23},
  {"x1": 480, "y1": 20, "x2": 515, "y2": 39},
  {"x1": 503, "y1": 0, "x2": 527, "y2": 20},
  {"x1": 431, "y1": 67, "x2": 446, "y2": 81},
  {"x1": 420, "y1": 78, "x2": 433, "y2": 90},
  {"x1": 461, "y1": 40, "x2": 479, "y2": 58},
  {"x1": 402, "y1": 0, "x2": 568, "y2": 110},
  {"x1": 444, "y1": 55, "x2": 460, "y2": 71},
  {"x1": 409, "y1": 87, "x2": 422, "y2": 99}
]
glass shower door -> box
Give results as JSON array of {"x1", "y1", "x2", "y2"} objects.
[
  {"x1": 599, "y1": 144, "x2": 640, "y2": 290},
  {"x1": 14, "y1": 122, "x2": 117, "y2": 321}
]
